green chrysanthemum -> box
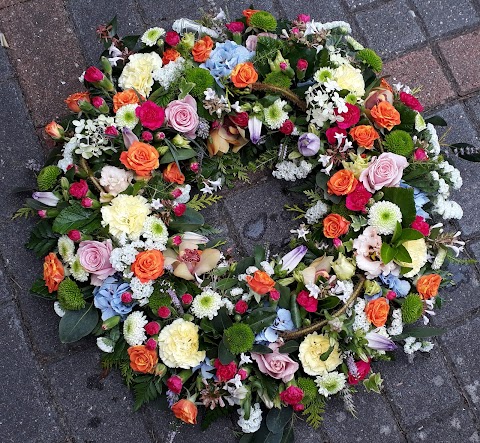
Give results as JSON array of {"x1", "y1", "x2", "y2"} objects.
[
  {"x1": 37, "y1": 165, "x2": 61, "y2": 191},
  {"x1": 148, "y1": 288, "x2": 171, "y2": 313},
  {"x1": 57, "y1": 278, "x2": 85, "y2": 311},
  {"x1": 264, "y1": 98, "x2": 288, "y2": 129},
  {"x1": 264, "y1": 71, "x2": 292, "y2": 89},
  {"x1": 314, "y1": 68, "x2": 334, "y2": 83},
  {"x1": 345, "y1": 93, "x2": 358, "y2": 105},
  {"x1": 224, "y1": 323, "x2": 255, "y2": 355},
  {"x1": 401, "y1": 293, "x2": 424, "y2": 324},
  {"x1": 357, "y1": 48, "x2": 383, "y2": 73},
  {"x1": 368, "y1": 201, "x2": 402, "y2": 235},
  {"x1": 115, "y1": 104, "x2": 139, "y2": 129},
  {"x1": 250, "y1": 11, "x2": 277, "y2": 31},
  {"x1": 297, "y1": 377, "x2": 319, "y2": 402},
  {"x1": 185, "y1": 67, "x2": 215, "y2": 98},
  {"x1": 384, "y1": 130, "x2": 415, "y2": 157}
]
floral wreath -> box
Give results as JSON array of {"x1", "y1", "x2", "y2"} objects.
[{"x1": 18, "y1": 7, "x2": 473, "y2": 441}]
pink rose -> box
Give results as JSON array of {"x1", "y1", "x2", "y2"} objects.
[
  {"x1": 251, "y1": 343, "x2": 299, "y2": 383},
  {"x1": 69, "y1": 179, "x2": 89, "y2": 199},
  {"x1": 166, "y1": 375, "x2": 183, "y2": 394},
  {"x1": 413, "y1": 148, "x2": 428, "y2": 161},
  {"x1": 334, "y1": 103, "x2": 360, "y2": 129},
  {"x1": 165, "y1": 94, "x2": 199, "y2": 138},
  {"x1": 346, "y1": 183, "x2": 372, "y2": 212},
  {"x1": 364, "y1": 87, "x2": 394, "y2": 110},
  {"x1": 84, "y1": 66, "x2": 104, "y2": 83},
  {"x1": 135, "y1": 101, "x2": 165, "y2": 130},
  {"x1": 78, "y1": 240, "x2": 115, "y2": 286},
  {"x1": 359, "y1": 152, "x2": 409, "y2": 193}
]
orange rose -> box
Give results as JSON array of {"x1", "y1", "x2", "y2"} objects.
[
  {"x1": 370, "y1": 101, "x2": 401, "y2": 131},
  {"x1": 323, "y1": 214, "x2": 350, "y2": 238},
  {"x1": 231, "y1": 62, "x2": 258, "y2": 88},
  {"x1": 365, "y1": 297, "x2": 390, "y2": 327},
  {"x1": 327, "y1": 170, "x2": 358, "y2": 196},
  {"x1": 43, "y1": 252, "x2": 65, "y2": 293},
  {"x1": 416, "y1": 274, "x2": 442, "y2": 300},
  {"x1": 65, "y1": 92, "x2": 90, "y2": 112},
  {"x1": 44, "y1": 121, "x2": 64, "y2": 140},
  {"x1": 163, "y1": 162, "x2": 185, "y2": 184},
  {"x1": 349, "y1": 125, "x2": 379, "y2": 149},
  {"x1": 192, "y1": 36, "x2": 214, "y2": 63},
  {"x1": 162, "y1": 48, "x2": 181, "y2": 65},
  {"x1": 113, "y1": 89, "x2": 142, "y2": 113},
  {"x1": 131, "y1": 250, "x2": 165, "y2": 283},
  {"x1": 128, "y1": 345, "x2": 158, "y2": 373},
  {"x1": 120, "y1": 141, "x2": 160, "y2": 176},
  {"x1": 245, "y1": 270, "x2": 276, "y2": 295},
  {"x1": 243, "y1": 9, "x2": 260, "y2": 25},
  {"x1": 172, "y1": 399, "x2": 198, "y2": 425}
]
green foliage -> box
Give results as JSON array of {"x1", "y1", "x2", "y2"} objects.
[
  {"x1": 153, "y1": 88, "x2": 178, "y2": 108},
  {"x1": 357, "y1": 48, "x2": 383, "y2": 72},
  {"x1": 363, "y1": 373, "x2": 383, "y2": 394},
  {"x1": 52, "y1": 203, "x2": 100, "y2": 234},
  {"x1": 250, "y1": 11, "x2": 277, "y2": 31},
  {"x1": 298, "y1": 382, "x2": 326, "y2": 429},
  {"x1": 58, "y1": 278, "x2": 86, "y2": 311},
  {"x1": 383, "y1": 130, "x2": 414, "y2": 157},
  {"x1": 382, "y1": 187, "x2": 416, "y2": 226},
  {"x1": 253, "y1": 36, "x2": 286, "y2": 77},
  {"x1": 187, "y1": 193, "x2": 222, "y2": 211},
  {"x1": 201, "y1": 406, "x2": 231, "y2": 431},
  {"x1": 185, "y1": 67, "x2": 215, "y2": 98},
  {"x1": 30, "y1": 277, "x2": 56, "y2": 300},
  {"x1": 224, "y1": 323, "x2": 255, "y2": 354},
  {"x1": 120, "y1": 361, "x2": 135, "y2": 387},
  {"x1": 297, "y1": 377, "x2": 318, "y2": 402},
  {"x1": 26, "y1": 220, "x2": 58, "y2": 257},
  {"x1": 264, "y1": 71, "x2": 292, "y2": 89},
  {"x1": 12, "y1": 206, "x2": 35, "y2": 220},
  {"x1": 148, "y1": 286, "x2": 172, "y2": 313},
  {"x1": 330, "y1": 203, "x2": 354, "y2": 219},
  {"x1": 58, "y1": 303, "x2": 99, "y2": 343},
  {"x1": 401, "y1": 293, "x2": 424, "y2": 324},
  {"x1": 133, "y1": 376, "x2": 163, "y2": 411},
  {"x1": 37, "y1": 165, "x2": 62, "y2": 191}
]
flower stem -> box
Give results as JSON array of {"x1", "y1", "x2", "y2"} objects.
[
  {"x1": 80, "y1": 157, "x2": 106, "y2": 194},
  {"x1": 280, "y1": 275, "x2": 366, "y2": 341},
  {"x1": 250, "y1": 83, "x2": 307, "y2": 111}
]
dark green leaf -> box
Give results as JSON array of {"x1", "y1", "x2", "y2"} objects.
[
  {"x1": 168, "y1": 206, "x2": 204, "y2": 232},
  {"x1": 290, "y1": 294, "x2": 302, "y2": 329},
  {"x1": 317, "y1": 296, "x2": 340, "y2": 311},
  {"x1": 396, "y1": 244, "x2": 412, "y2": 263},
  {"x1": 253, "y1": 422, "x2": 284, "y2": 443},
  {"x1": 394, "y1": 326, "x2": 445, "y2": 340},
  {"x1": 425, "y1": 115, "x2": 447, "y2": 126},
  {"x1": 211, "y1": 307, "x2": 233, "y2": 333},
  {"x1": 276, "y1": 284, "x2": 291, "y2": 310},
  {"x1": 252, "y1": 344, "x2": 274, "y2": 354},
  {"x1": 159, "y1": 147, "x2": 197, "y2": 164},
  {"x1": 450, "y1": 143, "x2": 480, "y2": 162},
  {"x1": 280, "y1": 418, "x2": 295, "y2": 443},
  {"x1": 244, "y1": 307, "x2": 277, "y2": 333},
  {"x1": 254, "y1": 245, "x2": 266, "y2": 268},
  {"x1": 218, "y1": 339, "x2": 235, "y2": 364},
  {"x1": 397, "y1": 228, "x2": 424, "y2": 244},
  {"x1": 215, "y1": 278, "x2": 238, "y2": 291},
  {"x1": 235, "y1": 256, "x2": 256, "y2": 275},
  {"x1": 59, "y1": 303, "x2": 99, "y2": 343},
  {"x1": 123, "y1": 35, "x2": 139, "y2": 50},
  {"x1": 30, "y1": 278, "x2": 56, "y2": 299},
  {"x1": 279, "y1": 340, "x2": 299, "y2": 354},
  {"x1": 52, "y1": 203, "x2": 99, "y2": 234},
  {"x1": 320, "y1": 345, "x2": 334, "y2": 361},
  {"x1": 391, "y1": 222, "x2": 402, "y2": 244},
  {"x1": 240, "y1": 434, "x2": 254, "y2": 443},
  {"x1": 382, "y1": 187, "x2": 416, "y2": 226},
  {"x1": 26, "y1": 220, "x2": 58, "y2": 257},
  {"x1": 266, "y1": 407, "x2": 293, "y2": 434},
  {"x1": 381, "y1": 243, "x2": 396, "y2": 264}
]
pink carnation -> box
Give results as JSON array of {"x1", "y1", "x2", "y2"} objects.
[
  {"x1": 166, "y1": 375, "x2": 183, "y2": 394},
  {"x1": 165, "y1": 94, "x2": 199, "y2": 138},
  {"x1": 84, "y1": 66, "x2": 104, "y2": 83},
  {"x1": 78, "y1": 240, "x2": 115, "y2": 286},
  {"x1": 225, "y1": 21, "x2": 245, "y2": 33},
  {"x1": 135, "y1": 101, "x2": 165, "y2": 130},
  {"x1": 346, "y1": 182, "x2": 372, "y2": 212},
  {"x1": 297, "y1": 14, "x2": 311, "y2": 22},
  {"x1": 251, "y1": 343, "x2": 299, "y2": 383},
  {"x1": 325, "y1": 126, "x2": 347, "y2": 145},
  {"x1": 359, "y1": 152, "x2": 409, "y2": 193},
  {"x1": 165, "y1": 30, "x2": 180, "y2": 46},
  {"x1": 335, "y1": 104, "x2": 361, "y2": 129},
  {"x1": 214, "y1": 359, "x2": 237, "y2": 382},
  {"x1": 296, "y1": 290, "x2": 318, "y2": 312},
  {"x1": 400, "y1": 92, "x2": 424, "y2": 112},
  {"x1": 69, "y1": 179, "x2": 89, "y2": 199},
  {"x1": 280, "y1": 386, "x2": 304, "y2": 406},
  {"x1": 411, "y1": 215, "x2": 430, "y2": 236}
]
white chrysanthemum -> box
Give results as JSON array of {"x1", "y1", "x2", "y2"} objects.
[
  {"x1": 142, "y1": 216, "x2": 169, "y2": 245},
  {"x1": 314, "y1": 67, "x2": 335, "y2": 83},
  {"x1": 315, "y1": 371, "x2": 347, "y2": 397},
  {"x1": 115, "y1": 104, "x2": 139, "y2": 129},
  {"x1": 368, "y1": 201, "x2": 402, "y2": 235},
  {"x1": 140, "y1": 27, "x2": 165, "y2": 46},
  {"x1": 305, "y1": 200, "x2": 329, "y2": 225},
  {"x1": 190, "y1": 289, "x2": 222, "y2": 320},
  {"x1": 118, "y1": 52, "x2": 163, "y2": 97},
  {"x1": 69, "y1": 256, "x2": 89, "y2": 282},
  {"x1": 58, "y1": 235, "x2": 75, "y2": 263},
  {"x1": 53, "y1": 301, "x2": 66, "y2": 317},
  {"x1": 264, "y1": 99, "x2": 288, "y2": 129},
  {"x1": 237, "y1": 403, "x2": 262, "y2": 434},
  {"x1": 97, "y1": 337, "x2": 115, "y2": 353},
  {"x1": 123, "y1": 311, "x2": 148, "y2": 346}
]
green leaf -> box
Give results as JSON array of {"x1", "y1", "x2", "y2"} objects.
[
  {"x1": 252, "y1": 344, "x2": 274, "y2": 354},
  {"x1": 425, "y1": 115, "x2": 447, "y2": 126},
  {"x1": 395, "y1": 244, "x2": 412, "y2": 263},
  {"x1": 215, "y1": 278, "x2": 238, "y2": 291},
  {"x1": 382, "y1": 187, "x2": 416, "y2": 226},
  {"x1": 266, "y1": 407, "x2": 293, "y2": 434},
  {"x1": 30, "y1": 278, "x2": 56, "y2": 300},
  {"x1": 290, "y1": 294, "x2": 302, "y2": 329},
  {"x1": 391, "y1": 222, "x2": 403, "y2": 244},
  {"x1": 397, "y1": 228, "x2": 424, "y2": 244},
  {"x1": 52, "y1": 203, "x2": 99, "y2": 234},
  {"x1": 317, "y1": 296, "x2": 340, "y2": 311},
  {"x1": 218, "y1": 338, "x2": 235, "y2": 364},
  {"x1": 58, "y1": 303, "x2": 99, "y2": 343},
  {"x1": 380, "y1": 243, "x2": 396, "y2": 264},
  {"x1": 211, "y1": 307, "x2": 233, "y2": 333},
  {"x1": 168, "y1": 206, "x2": 204, "y2": 232},
  {"x1": 244, "y1": 307, "x2": 277, "y2": 333},
  {"x1": 279, "y1": 340, "x2": 299, "y2": 354},
  {"x1": 178, "y1": 77, "x2": 195, "y2": 99},
  {"x1": 159, "y1": 147, "x2": 197, "y2": 164},
  {"x1": 320, "y1": 345, "x2": 334, "y2": 361},
  {"x1": 26, "y1": 220, "x2": 58, "y2": 257},
  {"x1": 123, "y1": 35, "x2": 139, "y2": 50},
  {"x1": 395, "y1": 326, "x2": 445, "y2": 340},
  {"x1": 276, "y1": 284, "x2": 291, "y2": 309},
  {"x1": 280, "y1": 419, "x2": 295, "y2": 443},
  {"x1": 253, "y1": 422, "x2": 283, "y2": 443},
  {"x1": 254, "y1": 245, "x2": 266, "y2": 268},
  {"x1": 235, "y1": 256, "x2": 256, "y2": 275}
]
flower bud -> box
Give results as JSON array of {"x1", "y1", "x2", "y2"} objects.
[
  {"x1": 181, "y1": 293, "x2": 193, "y2": 305},
  {"x1": 172, "y1": 399, "x2": 198, "y2": 424},
  {"x1": 121, "y1": 291, "x2": 133, "y2": 303},
  {"x1": 158, "y1": 306, "x2": 171, "y2": 319},
  {"x1": 146, "y1": 338, "x2": 157, "y2": 350},
  {"x1": 167, "y1": 375, "x2": 183, "y2": 394},
  {"x1": 68, "y1": 230, "x2": 82, "y2": 242},
  {"x1": 180, "y1": 32, "x2": 195, "y2": 50},
  {"x1": 172, "y1": 134, "x2": 190, "y2": 147},
  {"x1": 331, "y1": 253, "x2": 356, "y2": 281},
  {"x1": 155, "y1": 363, "x2": 167, "y2": 377},
  {"x1": 102, "y1": 315, "x2": 121, "y2": 330},
  {"x1": 44, "y1": 121, "x2": 65, "y2": 140},
  {"x1": 183, "y1": 313, "x2": 194, "y2": 322}
]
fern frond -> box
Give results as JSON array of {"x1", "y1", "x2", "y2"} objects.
[
  {"x1": 187, "y1": 193, "x2": 222, "y2": 211},
  {"x1": 12, "y1": 206, "x2": 34, "y2": 220},
  {"x1": 302, "y1": 395, "x2": 326, "y2": 429},
  {"x1": 304, "y1": 189, "x2": 322, "y2": 202}
]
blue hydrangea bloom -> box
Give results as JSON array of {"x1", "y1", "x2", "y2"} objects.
[
  {"x1": 255, "y1": 308, "x2": 295, "y2": 344},
  {"x1": 379, "y1": 274, "x2": 411, "y2": 297},
  {"x1": 200, "y1": 40, "x2": 253, "y2": 86},
  {"x1": 93, "y1": 276, "x2": 136, "y2": 320}
]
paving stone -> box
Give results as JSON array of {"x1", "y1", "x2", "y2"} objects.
[
  {"x1": 138, "y1": 0, "x2": 209, "y2": 27},
  {"x1": 49, "y1": 347, "x2": 154, "y2": 442},
  {"x1": 290, "y1": 419, "x2": 329, "y2": 442},
  {"x1": 465, "y1": 95, "x2": 480, "y2": 127},
  {"x1": 440, "y1": 315, "x2": 480, "y2": 412},
  {"x1": 323, "y1": 390, "x2": 406, "y2": 443},
  {"x1": 220, "y1": 0, "x2": 277, "y2": 20},
  {"x1": 0, "y1": 264, "x2": 14, "y2": 303},
  {"x1": 0, "y1": 0, "x2": 87, "y2": 127},
  {"x1": 470, "y1": 240, "x2": 480, "y2": 263},
  {"x1": 432, "y1": 104, "x2": 480, "y2": 236},
  {"x1": 412, "y1": 0, "x2": 479, "y2": 37},
  {"x1": 0, "y1": 302, "x2": 63, "y2": 442},
  {"x1": 0, "y1": 45, "x2": 12, "y2": 80},
  {"x1": 279, "y1": 0, "x2": 347, "y2": 22},
  {"x1": 343, "y1": 0, "x2": 377, "y2": 8},
  {"x1": 222, "y1": 173, "x2": 305, "y2": 255},
  {"x1": 439, "y1": 30, "x2": 480, "y2": 95},
  {"x1": 407, "y1": 405, "x2": 479, "y2": 443},
  {"x1": 67, "y1": 0, "x2": 145, "y2": 65},
  {"x1": 374, "y1": 347, "x2": 463, "y2": 427},
  {"x1": 382, "y1": 47, "x2": 455, "y2": 109},
  {"x1": 355, "y1": 0, "x2": 425, "y2": 59}
]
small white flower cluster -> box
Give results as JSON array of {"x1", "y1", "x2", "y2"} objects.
[
  {"x1": 305, "y1": 200, "x2": 329, "y2": 225},
  {"x1": 426, "y1": 123, "x2": 441, "y2": 158},
  {"x1": 403, "y1": 337, "x2": 434, "y2": 356},
  {"x1": 260, "y1": 261, "x2": 274, "y2": 275},
  {"x1": 438, "y1": 161, "x2": 463, "y2": 190},
  {"x1": 331, "y1": 279, "x2": 354, "y2": 303},
  {"x1": 352, "y1": 298, "x2": 370, "y2": 332},
  {"x1": 72, "y1": 115, "x2": 117, "y2": 159},
  {"x1": 432, "y1": 195, "x2": 463, "y2": 220},
  {"x1": 123, "y1": 311, "x2": 148, "y2": 346},
  {"x1": 306, "y1": 81, "x2": 343, "y2": 129},
  {"x1": 110, "y1": 244, "x2": 139, "y2": 273},
  {"x1": 57, "y1": 139, "x2": 77, "y2": 172},
  {"x1": 152, "y1": 56, "x2": 185, "y2": 90},
  {"x1": 237, "y1": 403, "x2": 262, "y2": 433},
  {"x1": 305, "y1": 20, "x2": 352, "y2": 37},
  {"x1": 387, "y1": 309, "x2": 403, "y2": 336},
  {"x1": 272, "y1": 160, "x2": 313, "y2": 181},
  {"x1": 130, "y1": 277, "x2": 154, "y2": 306}
]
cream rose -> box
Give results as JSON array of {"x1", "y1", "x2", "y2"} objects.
[
  {"x1": 299, "y1": 332, "x2": 342, "y2": 376},
  {"x1": 99, "y1": 165, "x2": 133, "y2": 196},
  {"x1": 333, "y1": 64, "x2": 365, "y2": 97},
  {"x1": 118, "y1": 52, "x2": 163, "y2": 97}
]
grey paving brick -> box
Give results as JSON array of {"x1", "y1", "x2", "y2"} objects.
[
  {"x1": 344, "y1": 0, "x2": 377, "y2": 8},
  {"x1": 465, "y1": 95, "x2": 480, "y2": 127},
  {"x1": 412, "y1": 0, "x2": 479, "y2": 37},
  {"x1": 279, "y1": 0, "x2": 347, "y2": 22},
  {"x1": 49, "y1": 347, "x2": 154, "y2": 442},
  {"x1": 67, "y1": 0, "x2": 145, "y2": 65},
  {"x1": 407, "y1": 405, "x2": 479, "y2": 443},
  {"x1": 220, "y1": 0, "x2": 277, "y2": 21},
  {"x1": 374, "y1": 347, "x2": 463, "y2": 427},
  {"x1": 0, "y1": 263, "x2": 14, "y2": 303},
  {"x1": 432, "y1": 104, "x2": 480, "y2": 236},
  {"x1": 0, "y1": 302, "x2": 63, "y2": 442},
  {"x1": 470, "y1": 240, "x2": 480, "y2": 263},
  {"x1": 222, "y1": 172, "x2": 306, "y2": 255},
  {"x1": 0, "y1": 45, "x2": 12, "y2": 80},
  {"x1": 138, "y1": 0, "x2": 209, "y2": 27},
  {"x1": 355, "y1": 0, "x2": 425, "y2": 58},
  {"x1": 440, "y1": 316, "x2": 480, "y2": 412},
  {"x1": 322, "y1": 390, "x2": 406, "y2": 443}
]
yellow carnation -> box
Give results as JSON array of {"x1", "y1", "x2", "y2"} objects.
[
  {"x1": 333, "y1": 64, "x2": 365, "y2": 97},
  {"x1": 299, "y1": 332, "x2": 342, "y2": 376},
  {"x1": 157, "y1": 318, "x2": 206, "y2": 369},
  {"x1": 118, "y1": 52, "x2": 163, "y2": 97},
  {"x1": 396, "y1": 238, "x2": 427, "y2": 278},
  {"x1": 101, "y1": 194, "x2": 150, "y2": 239}
]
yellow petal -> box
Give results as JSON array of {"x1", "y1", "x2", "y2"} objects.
[
  {"x1": 173, "y1": 262, "x2": 195, "y2": 280},
  {"x1": 194, "y1": 249, "x2": 221, "y2": 275}
]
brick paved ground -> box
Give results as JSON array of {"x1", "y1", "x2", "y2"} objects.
[{"x1": 1, "y1": 0, "x2": 480, "y2": 442}]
